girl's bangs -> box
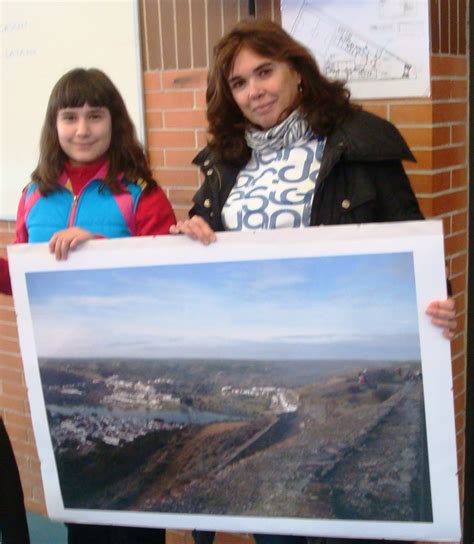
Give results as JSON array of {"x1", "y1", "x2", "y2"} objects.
[{"x1": 55, "y1": 77, "x2": 110, "y2": 110}]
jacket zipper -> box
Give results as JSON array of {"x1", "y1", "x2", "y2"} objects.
[
  {"x1": 67, "y1": 181, "x2": 93, "y2": 227},
  {"x1": 64, "y1": 163, "x2": 110, "y2": 228},
  {"x1": 68, "y1": 194, "x2": 78, "y2": 227}
]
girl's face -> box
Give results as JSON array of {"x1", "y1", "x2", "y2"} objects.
[
  {"x1": 56, "y1": 103, "x2": 112, "y2": 166},
  {"x1": 227, "y1": 47, "x2": 301, "y2": 130}
]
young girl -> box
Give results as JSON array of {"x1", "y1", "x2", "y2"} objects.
[
  {"x1": 0, "y1": 67, "x2": 175, "y2": 295},
  {"x1": 0, "y1": 68, "x2": 175, "y2": 543}
]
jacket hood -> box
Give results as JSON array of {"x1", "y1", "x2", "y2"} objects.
[{"x1": 327, "y1": 109, "x2": 416, "y2": 163}]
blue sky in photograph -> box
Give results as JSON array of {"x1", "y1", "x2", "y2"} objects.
[{"x1": 26, "y1": 252, "x2": 421, "y2": 360}]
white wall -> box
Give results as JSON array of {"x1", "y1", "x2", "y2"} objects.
[{"x1": 0, "y1": 0, "x2": 144, "y2": 219}]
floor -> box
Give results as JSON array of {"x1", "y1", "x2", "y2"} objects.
[
  {"x1": 26, "y1": 512, "x2": 67, "y2": 544},
  {"x1": 24, "y1": 515, "x2": 253, "y2": 544}
]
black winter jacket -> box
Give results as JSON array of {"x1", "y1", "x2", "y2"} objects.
[{"x1": 190, "y1": 109, "x2": 423, "y2": 230}]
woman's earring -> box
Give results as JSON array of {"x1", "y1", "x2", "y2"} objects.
[{"x1": 298, "y1": 83, "x2": 303, "y2": 94}]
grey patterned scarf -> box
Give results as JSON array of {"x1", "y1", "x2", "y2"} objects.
[{"x1": 245, "y1": 110, "x2": 313, "y2": 154}]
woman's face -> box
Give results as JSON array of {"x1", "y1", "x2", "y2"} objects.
[{"x1": 227, "y1": 47, "x2": 302, "y2": 130}]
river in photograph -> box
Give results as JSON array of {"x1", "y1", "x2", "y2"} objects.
[{"x1": 47, "y1": 404, "x2": 244, "y2": 425}]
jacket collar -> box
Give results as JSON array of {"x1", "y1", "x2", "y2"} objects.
[
  {"x1": 192, "y1": 147, "x2": 241, "y2": 188},
  {"x1": 192, "y1": 146, "x2": 212, "y2": 166}
]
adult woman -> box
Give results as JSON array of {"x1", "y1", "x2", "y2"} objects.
[{"x1": 172, "y1": 18, "x2": 456, "y2": 544}]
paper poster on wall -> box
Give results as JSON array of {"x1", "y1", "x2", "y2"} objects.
[
  {"x1": 281, "y1": 0, "x2": 430, "y2": 99},
  {"x1": 8, "y1": 222, "x2": 460, "y2": 540}
]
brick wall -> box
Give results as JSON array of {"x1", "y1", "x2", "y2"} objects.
[
  {"x1": 0, "y1": 221, "x2": 46, "y2": 513},
  {"x1": 0, "y1": 0, "x2": 468, "y2": 542}
]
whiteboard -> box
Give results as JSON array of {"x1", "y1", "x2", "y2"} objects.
[{"x1": 0, "y1": 0, "x2": 144, "y2": 220}]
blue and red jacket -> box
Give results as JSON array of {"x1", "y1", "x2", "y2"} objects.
[
  {"x1": 22, "y1": 169, "x2": 143, "y2": 243},
  {"x1": 0, "y1": 162, "x2": 176, "y2": 294}
]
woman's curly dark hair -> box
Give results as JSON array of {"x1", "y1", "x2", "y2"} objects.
[
  {"x1": 206, "y1": 19, "x2": 355, "y2": 165},
  {"x1": 32, "y1": 68, "x2": 155, "y2": 195}
]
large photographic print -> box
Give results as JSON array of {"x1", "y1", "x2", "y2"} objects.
[
  {"x1": 30, "y1": 252, "x2": 427, "y2": 519},
  {"x1": 8, "y1": 223, "x2": 461, "y2": 540}
]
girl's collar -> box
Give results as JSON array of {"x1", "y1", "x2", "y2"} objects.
[{"x1": 63, "y1": 158, "x2": 109, "y2": 186}]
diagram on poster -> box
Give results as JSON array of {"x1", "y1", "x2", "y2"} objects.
[{"x1": 281, "y1": 0, "x2": 430, "y2": 98}]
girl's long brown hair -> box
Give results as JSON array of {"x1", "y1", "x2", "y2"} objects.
[
  {"x1": 207, "y1": 19, "x2": 356, "y2": 165},
  {"x1": 32, "y1": 68, "x2": 155, "y2": 195}
]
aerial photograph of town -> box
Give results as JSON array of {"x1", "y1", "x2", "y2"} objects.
[{"x1": 27, "y1": 251, "x2": 433, "y2": 522}]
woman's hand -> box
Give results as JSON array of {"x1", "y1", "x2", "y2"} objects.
[
  {"x1": 49, "y1": 227, "x2": 95, "y2": 260},
  {"x1": 169, "y1": 216, "x2": 217, "y2": 245},
  {"x1": 426, "y1": 298, "x2": 457, "y2": 340}
]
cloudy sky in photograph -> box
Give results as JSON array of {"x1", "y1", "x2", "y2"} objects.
[{"x1": 26, "y1": 252, "x2": 420, "y2": 361}]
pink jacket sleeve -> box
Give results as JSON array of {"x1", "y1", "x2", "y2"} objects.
[
  {"x1": 0, "y1": 191, "x2": 28, "y2": 296},
  {"x1": 134, "y1": 184, "x2": 176, "y2": 236}
]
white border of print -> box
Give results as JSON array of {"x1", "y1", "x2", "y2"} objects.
[{"x1": 8, "y1": 221, "x2": 460, "y2": 541}]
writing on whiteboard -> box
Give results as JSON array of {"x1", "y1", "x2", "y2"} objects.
[
  {"x1": 4, "y1": 48, "x2": 38, "y2": 60},
  {"x1": 0, "y1": 20, "x2": 28, "y2": 33}
]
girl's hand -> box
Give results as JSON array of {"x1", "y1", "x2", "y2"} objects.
[
  {"x1": 426, "y1": 298, "x2": 457, "y2": 340},
  {"x1": 49, "y1": 227, "x2": 94, "y2": 260},
  {"x1": 169, "y1": 216, "x2": 217, "y2": 245}
]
